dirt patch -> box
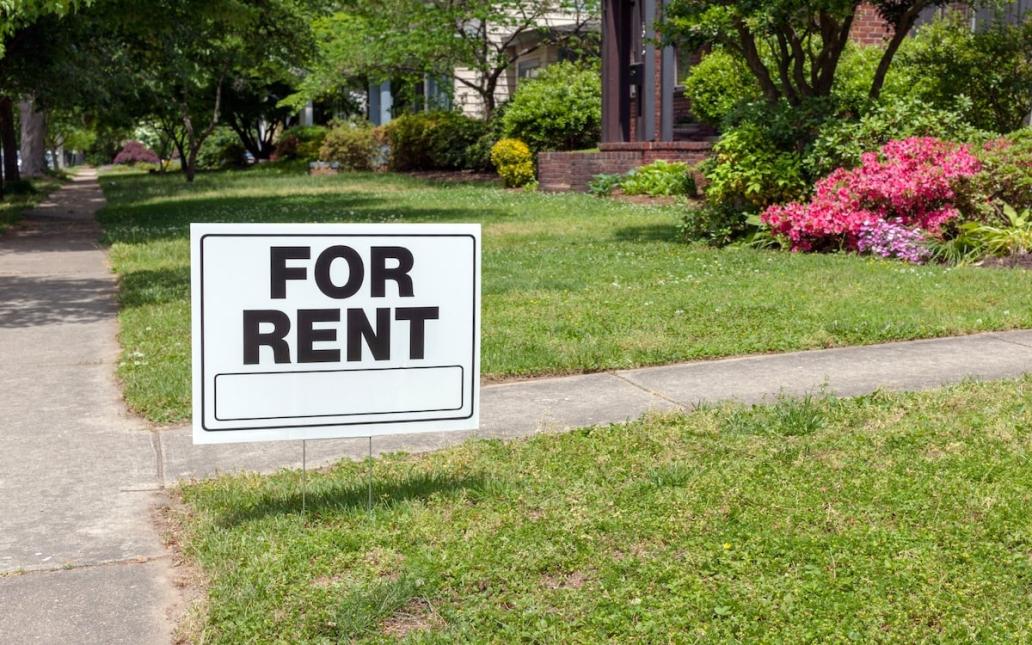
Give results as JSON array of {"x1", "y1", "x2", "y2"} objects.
[
  {"x1": 381, "y1": 598, "x2": 442, "y2": 638},
  {"x1": 977, "y1": 253, "x2": 1032, "y2": 270},
  {"x1": 154, "y1": 491, "x2": 210, "y2": 645},
  {"x1": 541, "y1": 570, "x2": 588, "y2": 590}
]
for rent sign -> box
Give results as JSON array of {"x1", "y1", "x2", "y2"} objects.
[{"x1": 191, "y1": 223, "x2": 480, "y2": 444}]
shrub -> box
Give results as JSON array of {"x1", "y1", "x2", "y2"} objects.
[
  {"x1": 961, "y1": 204, "x2": 1032, "y2": 258},
  {"x1": 502, "y1": 62, "x2": 601, "y2": 151},
  {"x1": 679, "y1": 202, "x2": 753, "y2": 247},
  {"x1": 682, "y1": 50, "x2": 760, "y2": 128},
  {"x1": 588, "y1": 173, "x2": 622, "y2": 197},
  {"x1": 381, "y1": 111, "x2": 488, "y2": 171},
  {"x1": 196, "y1": 127, "x2": 247, "y2": 169},
  {"x1": 113, "y1": 140, "x2": 159, "y2": 165},
  {"x1": 318, "y1": 123, "x2": 377, "y2": 170},
  {"x1": 702, "y1": 123, "x2": 808, "y2": 213},
  {"x1": 762, "y1": 137, "x2": 981, "y2": 255},
  {"x1": 805, "y1": 96, "x2": 990, "y2": 178},
  {"x1": 273, "y1": 125, "x2": 328, "y2": 161},
  {"x1": 956, "y1": 130, "x2": 1032, "y2": 223},
  {"x1": 901, "y1": 13, "x2": 1032, "y2": 133},
  {"x1": 831, "y1": 42, "x2": 916, "y2": 115},
  {"x1": 490, "y1": 138, "x2": 535, "y2": 188},
  {"x1": 620, "y1": 160, "x2": 697, "y2": 197}
]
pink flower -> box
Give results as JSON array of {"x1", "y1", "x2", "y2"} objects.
[{"x1": 761, "y1": 137, "x2": 980, "y2": 255}]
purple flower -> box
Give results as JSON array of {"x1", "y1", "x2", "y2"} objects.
[{"x1": 856, "y1": 220, "x2": 930, "y2": 264}]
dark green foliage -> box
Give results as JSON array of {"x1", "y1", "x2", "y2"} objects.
[
  {"x1": 679, "y1": 202, "x2": 751, "y2": 247},
  {"x1": 502, "y1": 62, "x2": 601, "y2": 151},
  {"x1": 273, "y1": 125, "x2": 328, "y2": 162},
  {"x1": 196, "y1": 127, "x2": 247, "y2": 169},
  {"x1": 382, "y1": 111, "x2": 488, "y2": 171},
  {"x1": 900, "y1": 13, "x2": 1032, "y2": 134},
  {"x1": 805, "y1": 96, "x2": 989, "y2": 177}
]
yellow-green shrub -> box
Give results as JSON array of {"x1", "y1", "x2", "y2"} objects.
[{"x1": 490, "y1": 138, "x2": 535, "y2": 187}]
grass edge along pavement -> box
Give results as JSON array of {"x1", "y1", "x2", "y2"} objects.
[
  {"x1": 0, "y1": 174, "x2": 67, "y2": 233},
  {"x1": 97, "y1": 167, "x2": 1032, "y2": 423},
  {"x1": 174, "y1": 376, "x2": 1032, "y2": 642}
]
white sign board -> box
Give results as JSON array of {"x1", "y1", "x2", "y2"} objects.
[{"x1": 191, "y1": 223, "x2": 480, "y2": 444}]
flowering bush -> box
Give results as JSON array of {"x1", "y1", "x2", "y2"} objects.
[
  {"x1": 113, "y1": 140, "x2": 160, "y2": 165},
  {"x1": 856, "y1": 220, "x2": 931, "y2": 264},
  {"x1": 490, "y1": 138, "x2": 535, "y2": 188},
  {"x1": 761, "y1": 137, "x2": 981, "y2": 257}
]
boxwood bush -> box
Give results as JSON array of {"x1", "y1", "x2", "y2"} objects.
[
  {"x1": 382, "y1": 111, "x2": 488, "y2": 171},
  {"x1": 502, "y1": 62, "x2": 601, "y2": 151}
]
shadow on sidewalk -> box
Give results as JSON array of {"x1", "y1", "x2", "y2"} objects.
[{"x1": 0, "y1": 274, "x2": 115, "y2": 328}]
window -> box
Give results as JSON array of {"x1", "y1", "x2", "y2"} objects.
[{"x1": 517, "y1": 60, "x2": 542, "y2": 81}]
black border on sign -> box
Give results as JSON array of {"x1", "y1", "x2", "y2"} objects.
[
  {"x1": 199, "y1": 233, "x2": 477, "y2": 431},
  {"x1": 213, "y1": 364, "x2": 464, "y2": 421}
]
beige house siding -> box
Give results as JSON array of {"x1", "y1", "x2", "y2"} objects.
[{"x1": 453, "y1": 9, "x2": 590, "y2": 118}]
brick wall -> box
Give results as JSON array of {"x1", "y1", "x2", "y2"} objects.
[
  {"x1": 850, "y1": 3, "x2": 894, "y2": 44},
  {"x1": 538, "y1": 141, "x2": 714, "y2": 192}
]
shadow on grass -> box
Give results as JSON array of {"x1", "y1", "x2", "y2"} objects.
[
  {"x1": 99, "y1": 191, "x2": 507, "y2": 246},
  {"x1": 612, "y1": 223, "x2": 680, "y2": 243},
  {"x1": 216, "y1": 471, "x2": 485, "y2": 527},
  {"x1": 118, "y1": 267, "x2": 190, "y2": 308}
]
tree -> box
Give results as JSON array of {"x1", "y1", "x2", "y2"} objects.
[
  {"x1": 118, "y1": 0, "x2": 315, "y2": 181},
  {"x1": 306, "y1": 0, "x2": 600, "y2": 118},
  {"x1": 664, "y1": 0, "x2": 961, "y2": 107},
  {"x1": 222, "y1": 78, "x2": 295, "y2": 161},
  {"x1": 0, "y1": 0, "x2": 91, "y2": 190},
  {"x1": 0, "y1": 2, "x2": 138, "y2": 182}
]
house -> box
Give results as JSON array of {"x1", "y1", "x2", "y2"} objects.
[
  {"x1": 537, "y1": 0, "x2": 1032, "y2": 192},
  {"x1": 368, "y1": 8, "x2": 596, "y2": 124}
]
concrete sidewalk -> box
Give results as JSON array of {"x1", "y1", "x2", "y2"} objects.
[
  {"x1": 0, "y1": 171, "x2": 175, "y2": 644},
  {"x1": 2, "y1": 169, "x2": 1032, "y2": 645},
  {"x1": 158, "y1": 329, "x2": 1032, "y2": 479}
]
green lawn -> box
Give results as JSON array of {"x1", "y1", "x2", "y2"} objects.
[
  {"x1": 176, "y1": 377, "x2": 1032, "y2": 642},
  {"x1": 98, "y1": 166, "x2": 1032, "y2": 423},
  {"x1": 0, "y1": 175, "x2": 64, "y2": 233}
]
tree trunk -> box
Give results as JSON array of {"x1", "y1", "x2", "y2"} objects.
[
  {"x1": 51, "y1": 145, "x2": 65, "y2": 170},
  {"x1": 18, "y1": 98, "x2": 48, "y2": 177},
  {"x1": 869, "y1": 6, "x2": 923, "y2": 101},
  {"x1": 184, "y1": 147, "x2": 198, "y2": 182},
  {"x1": 0, "y1": 96, "x2": 20, "y2": 183}
]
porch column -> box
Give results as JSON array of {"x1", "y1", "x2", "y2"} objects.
[
  {"x1": 660, "y1": 0, "x2": 675, "y2": 141},
  {"x1": 602, "y1": 0, "x2": 631, "y2": 142},
  {"x1": 642, "y1": 0, "x2": 657, "y2": 141}
]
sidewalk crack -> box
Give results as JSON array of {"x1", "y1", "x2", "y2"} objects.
[
  {"x1": 151, "y1": 431, "x2": 166, "y2": 490},
  {"x1": 988, "y1": 333, "x2": 1032, "y2": 351},
  {"x1": 1, "y1": 554, "x2": 171, "y2": 578},
  {"x1": 610, "y1": 372, "x2": 686, "y2": 409}
]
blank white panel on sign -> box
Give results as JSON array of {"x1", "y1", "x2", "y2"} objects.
[
  {"x1": 214, "y1": 366, "x2": 464, "y2": 421},
  {"x1": 190, "y1": 223, "x2": 481, "y2": 444}
]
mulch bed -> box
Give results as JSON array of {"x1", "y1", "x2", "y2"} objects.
[{"x1": 977, "y1": 253, "x2": 1032, "y2": 270}]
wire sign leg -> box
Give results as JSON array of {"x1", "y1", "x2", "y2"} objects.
[
  {"x1": 367, "y1": 436, "x2": 373, "y2": 515},
  {"x1": 301, "y1": 439, "x2": 307, "y2": 519}
]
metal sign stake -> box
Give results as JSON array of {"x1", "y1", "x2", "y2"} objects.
[
  {"x1": 367, "y1": 436, "x2": 373, "y2": 515},
  {"x1": 301, "y1": 439, "x2": 307, "y2": 519}
]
